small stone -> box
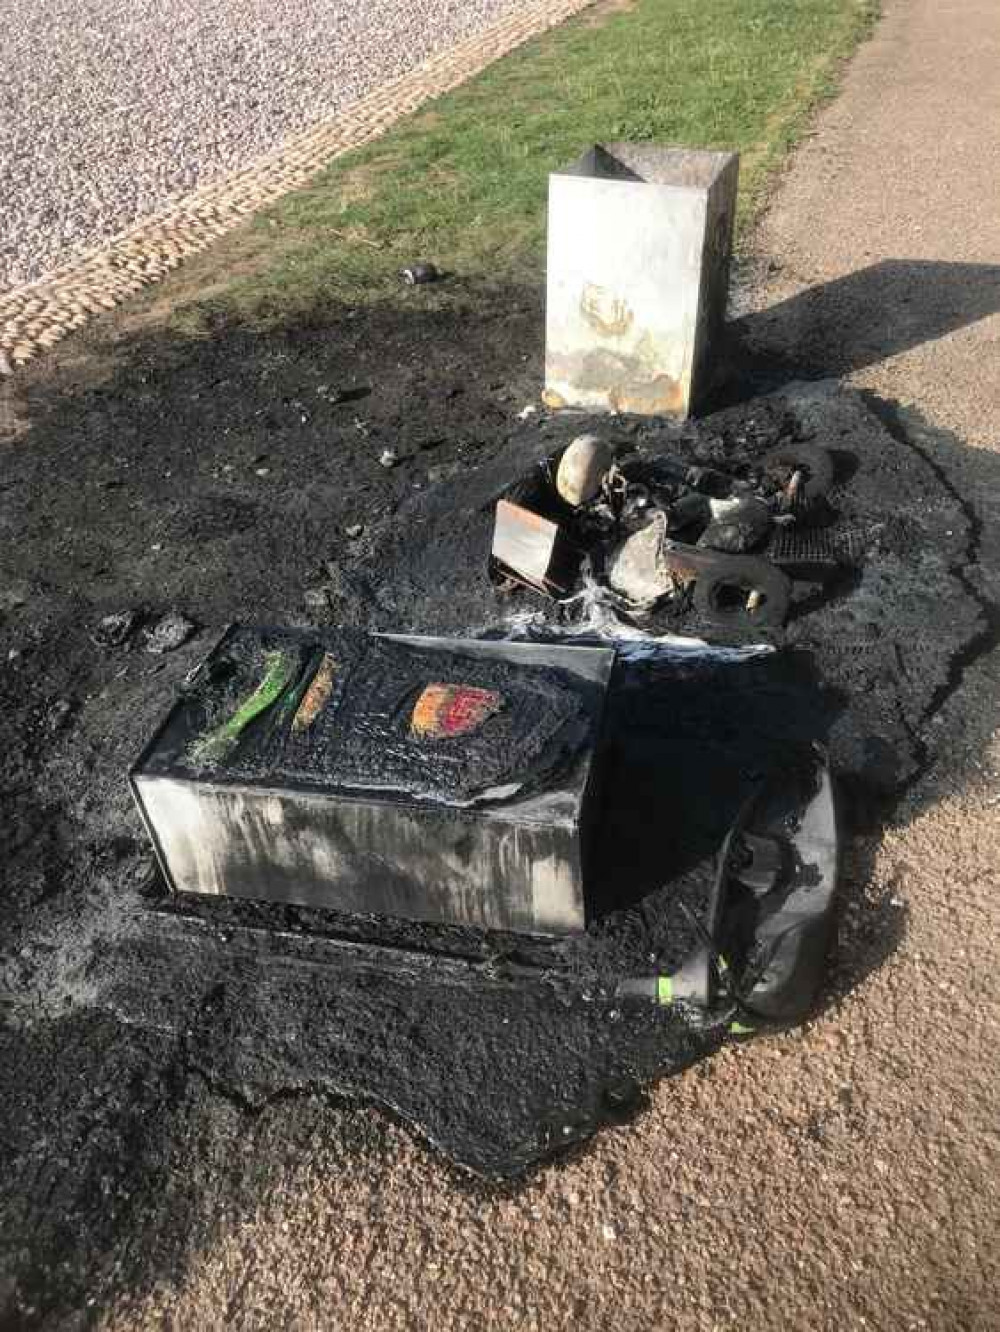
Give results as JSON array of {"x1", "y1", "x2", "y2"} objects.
[
  {"x1": 91, "y1": 610, "x2": 142, "y2": 649},
  {"x1": 379, "y1": 449, "x2": 398, "y2": 469},
  {"x1": 601, "y1": 1223, "x2": 617, "y2": 1242},
  {"x1": 145, "y1": 612, "x2": 197, "y2": 655},
  {"x1": 556, "y1": 433, "x2": 615, "y2": 507},
  {"x1": 344, "y1": 524, "x2": 364, "y2": 539},
  {"x1": 255, "y1": 467, "x2": 270, "y2": 477},
  {"x1": 0, "y1": 578, "x2": 31, "y2": 614}
]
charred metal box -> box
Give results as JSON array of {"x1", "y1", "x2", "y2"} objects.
[
  {"x1": 545, "y1": 143, "x2": 739, "y2": 418},
  {"x1": 130, "y1": 627, "x2": 614, "y2": 936}
]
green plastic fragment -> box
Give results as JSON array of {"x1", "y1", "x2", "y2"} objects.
[
  {"x1": 729, "y1": 1020, "x2": 756, "y2": 1035},
  {"x1": 656, "y1": 974, "x2": 674, "y2": 1006},
  {"x1": 190, "y1": 650, "x2": 298, "y2": 765}
]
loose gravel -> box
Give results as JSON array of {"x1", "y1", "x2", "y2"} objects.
[{"x1": 0, "y1": 0, "x2": 536, "y2": 293}]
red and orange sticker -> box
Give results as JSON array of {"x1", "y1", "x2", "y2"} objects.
[{"x1": 411, "y1": 683, "x2": 502, "y2": 740}]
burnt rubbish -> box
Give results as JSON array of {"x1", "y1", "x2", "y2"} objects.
[
  {"x1": 123, "y1": 644, "x2": 843, "y2": 1175},
  {"x1": 617, "y1": 752, "x2": 839, "y2": 1020},
  {"x1": 490, "y1": 431, "x2": 852, "y2": 633},
  {"x1": 131, "y1": 622, "x2": 840, "y2": 1025}
]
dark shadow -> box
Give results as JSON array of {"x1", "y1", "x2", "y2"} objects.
[
  {"x1": 719, "y1": 259, "x2": 1000, "y2": 398},
  {"x1": 587, "y1": 649, "x2": 843, "y2": 918},
  {"x1": 332, "y1": 383, "x2": 372, "y2": 404}
]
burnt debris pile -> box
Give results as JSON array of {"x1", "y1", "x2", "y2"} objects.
[
  {"x1": 369, "y1": 381, "x2": 982, "y2": 795},
  {"x1": 111, "y1": 379, "x2": 983, "y2": 1176},
  {"x1": 492, "y1": 412, "x2": 845, "y2": 635}
]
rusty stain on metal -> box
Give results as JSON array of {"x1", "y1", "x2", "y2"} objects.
[
  {"x1": 608, "y1": 373, "x2": 685, "y2": 415},
  {"x1": 491, "y1": 498, "x2": 578, "y2": 595},
  {"x1": 292, "y1": 653, "x2": 337, "y2": 733}
]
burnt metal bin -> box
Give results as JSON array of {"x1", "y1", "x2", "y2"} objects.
[
  {"x1": 545, "y1": 143, "x2": 739, "y2": 418},
  {"x1": 130, "y1": 629, "x2": 615, "y2": 937}
]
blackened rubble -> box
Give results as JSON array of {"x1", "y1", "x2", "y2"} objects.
[
  {"x1": 370, "y1": 382, "x2": 981, "y2": 794},
  {"x1": 105, "y1": 379, "x2": 973, "y2": 1176},
  {"x1": 491, "y1": 425, "x2": 827, "y2": 630},
  {"x1": 0, "y1": 278, "x2": 987, "y2": 1239}
]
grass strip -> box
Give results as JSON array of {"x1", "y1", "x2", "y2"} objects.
[{"x1": 170, "y1": 0, "x2": 877, "y2": 332}]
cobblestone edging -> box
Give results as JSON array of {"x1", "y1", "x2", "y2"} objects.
[{"x1": 0, "y1": 0, "x2": 594, "y2": 373}]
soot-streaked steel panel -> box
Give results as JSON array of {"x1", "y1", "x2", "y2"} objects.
[
  {"x1": 545, "y1": 143, "x2": 739, "y2": 419},
  {"x1": 131, "y1": 628, "x2": 615, "y2": 936}
]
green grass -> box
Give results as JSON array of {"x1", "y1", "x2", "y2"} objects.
[{"x1": 173, "y1": 0, "x2": 877, "y2": 331}]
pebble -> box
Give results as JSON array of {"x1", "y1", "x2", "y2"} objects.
[
  {"x1": 379, "y1": 449, "x2": 399, "y2": 469},
  {"x1": 144, "y1": 612, "x2": 197, "y2": 655},
  {"x1": 344, "y1": 524, "x2": 364, "y2": 538},
  {"x1": 0, "y1": 579, "x2": 31, "y2": 614},
  {"x1": 91, "y1": 610, "x2": 142, "y2": 649}
]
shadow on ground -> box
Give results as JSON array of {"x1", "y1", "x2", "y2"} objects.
[
  {"x1": 4, "y1": 271, "x2": 1000, "y2": 1324},
  {"x1": 728, "y1": 258, "x2": 1000, "y2": 384}
]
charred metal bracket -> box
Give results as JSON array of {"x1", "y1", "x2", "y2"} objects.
[
  {"x1": 489, "y1": 498, "x2": 584, "y2": 597},
  {"x1": 767, "y1": 525, "x2": 865, "y2": 582},
  {"x1": 489, "y1": 456, "x2": 586, "y2": 597}
]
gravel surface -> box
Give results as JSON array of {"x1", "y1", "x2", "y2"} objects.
[{"x1": 0, "y1": 0, "x2": 532, "y2": 293}]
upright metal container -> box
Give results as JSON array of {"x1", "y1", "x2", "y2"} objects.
[{"x1": 545, "y1": 143, "x2": 739, "y2": 419}]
